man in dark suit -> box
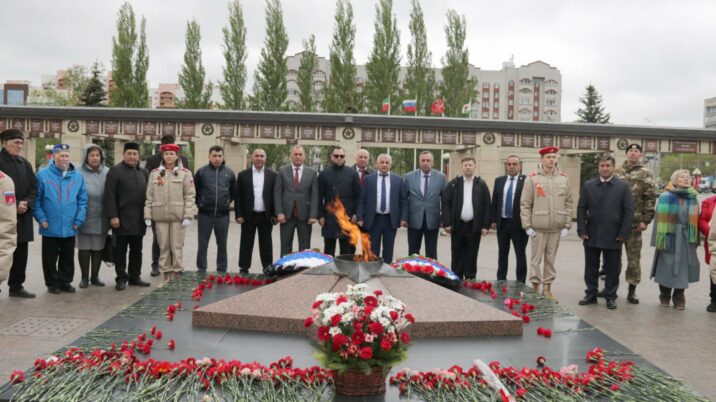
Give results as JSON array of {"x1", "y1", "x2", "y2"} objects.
[
  {"x1": 144, "y1": 135, "x2": 189, "y2": 277},
  {"x1": 490, "y1": 156, "x2": 528, "y2": 283},
  {"x1": 236, "y1": 148, "x2": 276, "y2": 273},
  {"x1": 353, "y1": 149, "x2": 374, "y2": 189},
  {"x1": 404, "y1": 151, "x2": 447, "y2": 259},
  {"x1": 274, "y1": 145, "x2": 319, "y2": 256},
  {"x1": 357, "y1": 154, "x2": 407, "y2": 264},
  {"x1": 578, "y1": 154, "x2": 634, "y2": 310},
  {"x1": 442, "y1": 156, "x2": 491, "y2": 280}
]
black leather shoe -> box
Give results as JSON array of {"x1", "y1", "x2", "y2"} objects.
[
  {"x1": 91, "y1": 278, "x2": 105, "y2": 287},
  {"x1": 115, "y1": 282, "x2": 127, "y2": 291},
  {"x1": 59, "y1": 284, "x2": 76, "y2": 293},
  {"x1": 79, "y1": 279, "x2": 89, "y2": 289},
  {"x1": 128, "y1": 279, "x2": 151, "y2": 287},
  {"x1": 606, "y1": 300, "x2": 617, "y2": 309},
  {"x1": 150, "y1": 266, "x2": 160, "y2": 277},
  {"x1": 47, "y1": 287, "x2": 61, "y2": 294},
  {"x1": 707, "y1": 302, "x2": 716, "y2": 313},
  {"x1": 578, "y1": 296, "x2": 597, "y2": 305},
  {"x1": 9, "y1": 289, "x2": 36, "y2": 298},
  {"x1": 627, "y1": 284, "x2": 639, "y2": 304}
]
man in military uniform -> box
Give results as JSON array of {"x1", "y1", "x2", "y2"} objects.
[
  {"x1": 521, "y1": 146, "x2": 573, "y2": 302},
  {"x1": 611, "y1": 143, "x2": 657, "y2": 304},
  {"x1": 0, "y1": 169, "x2": 18, "y2": 295}
]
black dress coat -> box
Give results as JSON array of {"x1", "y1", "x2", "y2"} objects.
[
  {"x1": 577, "y1": 177, "x2": 634, "y2": 250},
  {"x1": 318, "y1": 164, "x2": 361, "y2": 238},
  {"x1": 442, "y1": 176, "x2": 492, "y2": 232},
  {"x1": 104, "y1": 161, "x2": 149, "y2": 236},
  {"x1": 0, "y1": 148, "x2": 37, "y2": 243},
  {"x1": 235, "y1": 167, "x2": 277, "y2": 222}
]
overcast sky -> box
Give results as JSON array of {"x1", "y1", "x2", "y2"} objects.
[{"x1": 1, "y1": 0, "x2": 714, "y2": 127}]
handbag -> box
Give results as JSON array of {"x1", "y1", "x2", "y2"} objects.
[{"x1": 102, "y1": 233, "x2": 115, "y2": 266}]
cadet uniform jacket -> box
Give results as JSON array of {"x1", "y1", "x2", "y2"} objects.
[
  {"x1": 0, "y1": 170, "x2": 17, "y2": 282},
  {"x1": 145, "y1": 164, "x2": 197, "y2": 222},
  {"x1": 520, "y1": 167, "x2": 573, "y2": 232}
]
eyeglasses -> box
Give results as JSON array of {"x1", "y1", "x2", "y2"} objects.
[{"x1": 333, "y1": 155, "x2": 345, "y2": 159}]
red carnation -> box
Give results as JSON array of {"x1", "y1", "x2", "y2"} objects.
[
  {"x1": 154, "y1": 330, "x2": 163, "y2": 340},
  {"x1": 351, "y1": 331, "x2": 365, "y2": 344},
  {"x1": 166, "y1": 313, "x2": 174, "y2": 321},
  {"x1": 312, "y1": 300, "x2": 323, "y2": 309},
  {"x1": 10, "y1": 370, "x2": 24, "y2": 384},
  {"x1": 610, "y1": 384, "x2": 620, "y2": 391},
  {"x1": 405, "y1": 313, "x2": 415, "y2": 323},
  {"x1": 168, "y1": 340, "x2": 175, "y2": 350},
  {"x1": 359, "y1": 347, "x2": 373, "y2": 360},
  {"x1": 380, "y1": 339, "x2": 392, "y2": 351},
  {"x1": 543, "y1": 328, "x2": 552, "y2": 337},
  {"x1": 304, "y1": 317, "x2": 314, "y2": 328},
  {"x1": 317, "y1": 326, "x2": 331, "y2": 341},
  {"x1": 250, "y1": 279, "x2": 262, "y2": 286},
  {"x1": 330, "y1": 314, "x2": 342, "y2": 327},
  {"x1": 521, "y1": 304, "x2": 529, "y2": 314},
  {"x1": 336, "y1": 295, "x2": 348, "y2": 304},
  {"x1": 141, "y1": 343, "x2": 151, "y2": 354},
  {"x1": 516, "y1": 387, "x2": 527, "y2": 398},
  {"x1": 369, "y1": 322, "x2": 383, "y2": 335},
  {"x1": 537, "y1": 327, "x2": 545, "y2": 336},
  {"x1": 502, "y1": 286, "x2": 508, "y2": 294},
  {"x1": 400, "y1": 332, "x2": 410, "y2": 345},
  {"x1": 150, "y1": 326, "x2": 157, "y2": 335},
  {"x1": 264, "y1": 278, "x2": 272, "y2": 284},
  {"x1": 536, "y1": 356, "x2": 546, "y2": 367},
  {"x1": 167, "y1": 305, "x2": 177, "y2": 314},
  {"x1": 332, "y1": 334, "x2": 349, "y2": 351},
  {"x1": 389, "y1": 311, "x2": 399, "y2": 320},
  {"x1": 373, "y1": 290, "x2": 383, "y2": 296},
  {"x1": 522, "y1": 315, "x2": 531, "y2": 324},
  {"x1": 176, "y1": 301, "x2": 182, "y2": 309},
  {"x1": 364, "y1": 295, "x2": 378, "y2": 307}
]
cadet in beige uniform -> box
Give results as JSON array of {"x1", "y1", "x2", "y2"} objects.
[
  {"x1": 0, "y1": 170, "x2": 17, "y2": 292},
  {"x1": 144, "y1": 144, "x2": 196, "y2": 284},
  {"x1": 520, "y1": 146, "x2": 573, "y2": 302}
]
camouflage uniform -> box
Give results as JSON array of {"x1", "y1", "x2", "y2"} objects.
[{"x1": 614, "y1": 161, "x2": 657, "y2": 285}]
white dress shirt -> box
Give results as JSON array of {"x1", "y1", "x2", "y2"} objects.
[
  {"x1": 376, "y1": 173, "x2": 391, "y2": 214},
  {"x1": 502, "y1": 174, "x2": 519, "y2": 218},
  {"x1": 252, "y1": 166, "x2": 265, "y2": 212},
  {"x1": 460, "y1": 176, "x2": 474, "y2": 222}
]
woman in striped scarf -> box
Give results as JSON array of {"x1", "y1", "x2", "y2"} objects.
[{"x1": 650, "y1": 169, "x2": 700, "y2": 310}]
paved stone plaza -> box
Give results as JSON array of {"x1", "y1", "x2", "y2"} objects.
[{"x1": 1, "y1": 212, "x2": 715, "y2": 399}]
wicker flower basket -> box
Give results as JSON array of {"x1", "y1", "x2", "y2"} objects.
[{"x1": 333, "y1": 366, "x2": 388, "y2": 396}]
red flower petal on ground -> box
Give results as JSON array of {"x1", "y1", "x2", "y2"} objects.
[
  {"x1": 168, "y1": 340, "x2": 175, "y2": 350},
  {"x1": 359, "y1": 347, "x2": 373, "y2": 360},
  {"x1": 304, "y1": 317, "x2": 314, "y2": 328},
  {"x1": 10, "y1": 370, "x2": 24, "y2": 384},
  {"x1": 400, "y1": 332, "x2": 410, "y2": 345}
]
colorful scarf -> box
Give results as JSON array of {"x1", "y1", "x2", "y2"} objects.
[{"x1": 654, "y1": 183, "x2": 699, "y2": 250}]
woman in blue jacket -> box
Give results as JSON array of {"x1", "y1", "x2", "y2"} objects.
[{"x1": 33, "y1": 144, "x2": 88, "y2": 294}]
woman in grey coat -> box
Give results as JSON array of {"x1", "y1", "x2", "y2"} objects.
[
  {"x1": 76, "y1": 143, "x2": 109, "y2": 288},
  {"x1": 650, "y1": 169, "x2": 700, "y2": 310}
]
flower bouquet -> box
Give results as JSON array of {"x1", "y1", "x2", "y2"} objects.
[
  {"x1": 391, "y1": 255, "x2": 462, "y2": 289},
  {"x1": 305, "y1": 284, "x2": 414, "y2": 396},
  {"x1": 263, "y1": 250, "x2": 333, "y2": 277}
]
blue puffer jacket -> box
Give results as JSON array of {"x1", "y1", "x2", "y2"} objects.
[{"x1": 33, "y1": 159, "x2": 88, "y2": 238}]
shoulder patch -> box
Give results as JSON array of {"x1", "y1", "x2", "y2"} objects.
[
  {"x1": 528, "y1": 172, "x2": 538, "y2": 177},
  {"x1": 559, "y1": 172, "x2": 568, "y2": 177},
  {"x1": 151, "y1": 168, "x2": 160, "y2": 172},
  {"x1": 0, "y1": 171, "x2": 5, "y2": 179}
]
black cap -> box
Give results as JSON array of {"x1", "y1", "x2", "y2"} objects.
[
  {"x1": 0, "y1": 128, "x2": 24, "y2": 142},
  {"x1": 124, "y1": 142, "x2": 140, "y2": 151},
  {"x1": 626, "y1": 143, "x2": 642, "y2": 153}
]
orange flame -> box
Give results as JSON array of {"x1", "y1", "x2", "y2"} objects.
[{"x1": 326, "y1": 196, "x2": 378, "y2": 262}]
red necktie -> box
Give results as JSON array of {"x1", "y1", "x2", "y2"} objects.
[
  {"x1": 294, "y1": 167, "x2": 300, "y2": 189},
  {"x1": 293, "y1": 167, "x2": 300, "y2": 218},
  {"x1": 359, "y1": 169, "x2": 365, "y2": 187}
]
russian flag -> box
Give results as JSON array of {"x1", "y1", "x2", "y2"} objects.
[{"x1": 402, "y1": 99, "x2": 417, "y2": 113}]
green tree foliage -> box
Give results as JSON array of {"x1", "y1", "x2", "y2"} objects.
[
  {"x1": 297, "y1": 35, "x2": 318, "y2": 112},
  {"x1": 220, "y1": 0, "x2": 248, "y2": 110},
  {"x1": 110, "y1": 2, "x2": 149, "y2": 108},
  {"x1": 250, "y1": 0, "x2": 289, "y2": 111},
  {"x1": 576, "y1": 84, "x2": 611, "y2": 184},
  {"x1": 321, "y1": 0, "x2": 359, "y2": 113},
  {"x1": 79, "y1": 62, "x2": 107, "y2": 107},
  {"x1": 363, "y1": 0, "x2": 401, "y2": 114},
  {"x1": 178, "y1": 20, "x2": 213, "y2": 109},
  {"x1": 440, "y1": 10, "x2": 476, "y2": 117},
  {"x1": 404, "y1": 0, "x2": 436, "y2": 116},
  {"x1": 31, "y1": 65, "x2": 89, "y2": 106}
]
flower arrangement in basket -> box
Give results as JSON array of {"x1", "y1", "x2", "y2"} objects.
[{"x1": 305, "y1": 284, "x2": 415, "y2": 395}]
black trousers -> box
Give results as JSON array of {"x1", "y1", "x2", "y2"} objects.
[
  {"x1": 584, "y1": 246, "x2": 621, "y2": 300},
  {"x1": 239, "y1": 213, "x2": 274, "y2": 271},
  {"x1": 451, "y1": 220, "x2": 481, "y2": 280},
  {"x1": 710, "y1": 278, "x2": 716, "y2": 303},
  {"x1": 324, "y1": 237, "x2": 354, "y2": 257},
  {"x1": 408, "y1": 215, "x2": 439, "y2": 259},
  {"x1": 8, "y1": 242, "x2": 29, "y2": 290},
  {"x1": 496, "y1": 219, "x2": 528, "y2": 283},
  {"x1": 42, "y1": 236, "x2": 75, "y2": 289},
  {"x1": 114, "y1": 235, "x2": 144, "y2": 283}
]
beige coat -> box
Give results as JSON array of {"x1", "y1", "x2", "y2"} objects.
[
  {"x1": 0, "y1": 170, "x2": 17, "y2": 282},
  {"x1": 145, "y1": 166, "x2": 197, "y2": 222},
  {"x1": 706, "y1": 211, "x2": 716, "y2": 284},
  {"x1": 520, "y1": 167, "x2": 573, "y2": 232}
]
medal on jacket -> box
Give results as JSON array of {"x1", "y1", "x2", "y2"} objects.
[
  {"x1": 536, "y1": 183, "x2": 546, "y2": 197},
  {"x1": 4, "y1": 191, "x2": 16, "y2": 205}
]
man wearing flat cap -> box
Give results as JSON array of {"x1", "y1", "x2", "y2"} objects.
[
  {"x1": 0, "y1": 129, "x2": 37, "y2": 298},
  {"x1": 520, "y1": 146, "x2": 573, "y2": 302},
  {"x1": 104, "y1": 142, "x2": 150, "y2": 290},
  {"x1": 610, "y1": 143, "x2": 656, "y2": 304}
]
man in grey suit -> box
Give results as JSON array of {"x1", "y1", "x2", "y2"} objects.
[
  {"x1": 404, "y1": 151, "x2": 447, "y2": 260},
  {"x1": 274, "y1": 145, "x2": 319, "y2": 257}
]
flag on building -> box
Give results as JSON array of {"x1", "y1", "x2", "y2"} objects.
[
  {"x1": 381, "y1": 97, "x2": 390, "y2": 113},
  {"x1": 431, "y1": 99, "x2": 445, "y2": 115},
  {"x1": 402, "y1": 99, "x2": 417, "y2": 113},
  {"x1": 461, "y1": 100, "x2": 472, "y2": 114}
]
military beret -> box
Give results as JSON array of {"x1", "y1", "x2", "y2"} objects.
[
  {"x1": 539, "y1": 146, "x2": 559, "y2": 156},
  {"x1": 124, "y1": 142, "x2": 140, "y2": 151},
  {"x1": 52, "y1": 144, "x2": 70, "y2": 154},
  {"x1": 626, "y1": 143, "x2": 642, "y2": 153},
  {"x1": 0, "y1": 128, "x2": 24, "y2": 142},
  {"x1": 160, "y1": 143, "x2": 181, "y2": 153}
]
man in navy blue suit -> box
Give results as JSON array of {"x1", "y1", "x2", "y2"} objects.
[
  {"x1": 357, "y1": 154, "x2": 407, "y2": 264},
  {"x1": 490, "y1": 156, "x2": 528, "y2": 283}
]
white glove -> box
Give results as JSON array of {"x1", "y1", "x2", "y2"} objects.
[
  {"x1": 181, "y1": 219, "x2": 191, "y2": 226},
  {"x1": 145, "y1": 219, "x2": 152, "y2": 227},
  {"x1": 560, "y1": 228, "x2": 569, "y2": 239},
  {"x1": 526, "y1": 228, "x2": 537, "y2": 237}
]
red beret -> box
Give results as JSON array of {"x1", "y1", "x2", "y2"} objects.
[
  {"x1": 539, "y1": 146, "x2": 559, "y2": 156},
  {"x1": 160, "y1": 144, "x2": 181, "y2": 153}
]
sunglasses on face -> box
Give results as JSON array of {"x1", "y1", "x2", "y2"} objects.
[{"x1": 333, "y1": 155, "x2": 345, "y2": 159}]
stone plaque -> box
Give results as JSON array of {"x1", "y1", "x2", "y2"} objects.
[
  {"x1": 30, "y1": 119, "x2": 43, "y2": 134},
  {"x1": 86, "y1": 120, "x2": 100, "y2": 135},
  {"x1": 672, "y1": 140, "x2": 697, "y2": 153},
  {"x1": 143, "y1": 122, "x2": 157, "y2": 136},
  {"x1": 240, "y1": 124, "x2": 255, "y2": 138},
  {"x1": 104, "y1": 121, "x2": 119, "y2": 135},
  {"x1": 12, "y1": 119, "x2": 24, "y2": 130},
  {"x1": 422, "y1": 130, "x2": 437, "y2": 144},
  {"x1": 382, "y1": 128, "x2": 396, "y2": 142},
  {"x1": 123, "y1": 121, "x2": 138, "y2": 136},
  {"x1": 219, "y1": 123, "x2": 235, "y2": 138},
  {"x1": 300, "y1": 126, "x2": 316, "y2": 140},
  {"x1": 361, "y1": 128, "x2": 376, "y2": 142},
  {"x1": 442, "y1": 130, "x2": 458, "y2": 144},
  {"x1": 559, "y1": 136, "x2": 573, "y2": 149},
  {"x1": 259, "y1": 125, "x2": 275, "y2": 139},
  {"x1": 162, "y1": 122, "x2": 177, "y2": 136},
  {"x1": 48, "y1": 120, "x2": 62, "y2": 134},
  {"x1": 540, "y1": 135, "x2": 554, "y2": 147},
  {"x1": 0, "y1": 119, "x2": 6, "y2": 131},
  {"x1": 402, "y1": 129, "x2": 417, "y2": 143},
  {"x1": 501, "y1": 133, "x2": 516, "y2": 147},
  {"x1": 521, "y1": 134, "x2": 536, "y2": 148},
  {"x1": 280, "y1": 125, "x2": 295, "y2": 139},
  {"x1": 644, "y1": 139, "x2": 658, "y2": 152},
  {"x1": 597, "y1": 137, "x2": 610, "y2": 151},
  {"x1": 577, "y1": 136, "x2": 592, "y2": 150},
  {"x1": 321, "y1": 127, "x2": 336, "y2": 141},
  {"x1": 462, "y1": 132, "x2": 477, "y2": 145},
  {"x1": 180, "y1": 122, "x2": 195, "y2": 140}
]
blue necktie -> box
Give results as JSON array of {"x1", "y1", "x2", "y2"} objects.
[
  {"x1": 504, "y1": 177, "x2": 514, "y2": 218},
  {"x1": 380, "y1": 174, "x2": 387, "y2": 213},
  {"x1": 423, "y1": 174, "x2": 429, "y2": 197}
]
